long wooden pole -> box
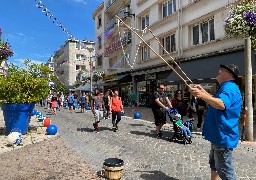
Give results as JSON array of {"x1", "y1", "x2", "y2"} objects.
[
  {"x1": 115, "y1": 15, "x2": 191, "y2": 88},
  {"x1": 147, "y1": 28, "x2": 193, "y2": 84}
]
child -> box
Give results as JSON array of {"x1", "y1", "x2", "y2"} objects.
[
  {"x1": 51, "y1": 94, "x2": 58, "y2": 115},
  {"x1": 173, "y1": 113, "x2": 192, "y2": 138}
]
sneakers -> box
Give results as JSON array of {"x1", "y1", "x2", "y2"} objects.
[
  {"x1": 115, "y1": 124, "x2": 118, "y2": 130},
  {"x1": 156, "y1": 132, "x2": 162, "y2": 138}
]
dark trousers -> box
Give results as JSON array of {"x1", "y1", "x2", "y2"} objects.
[
  {"x1": 112, "y1": 111, "x2": 121, "y2": 126},
  {"x1": 197, "y1": 110, "x2": 204, "y2": 128},
  {"x1": 105, "y1": 105, "x2": 110, "y2": 117}
]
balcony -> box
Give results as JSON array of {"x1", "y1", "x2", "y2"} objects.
[{"x1": 105, "y1": 0, "x2": 130, "y2": 14}]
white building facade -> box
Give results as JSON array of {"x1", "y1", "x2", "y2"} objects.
[
  {"x1": 94, "y1": 0, "x2": 255, "y2": 106},
  {"x1": 52, "y1": 39, "x2": 95, "y2": 88}
]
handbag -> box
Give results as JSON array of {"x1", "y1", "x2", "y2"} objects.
[{"x1": 198, "y1": 105, "x2": 205, "y2": 111}]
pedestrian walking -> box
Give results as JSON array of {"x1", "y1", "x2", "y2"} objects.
[
  {"x1": 103, "y1": 91, "x2": 111, "y2": 119},
  {"x1": 80, "y1": 92, "x2": 86, "y2": 113},
  {"x1": 90, "y1": 88, "x2": 105, "y2": 133},
  {"x1": 110, "y1": 90, "x2": 123, "y2": 132},
  {"x1": 172, "y1": 90, "x2": 187, "y2": 119},
  {"x1": 51, "y1": 93, "x2": 58, "y2": 115},
  {"x1": 67, "y1": 92, "x2": 74, "y2": 111},
  {"x1": 190, "y1": 64, "x2": 242, "y2": 180},
  {"x1": 151, "y1": 84, "x2": 172, "y2": 138}
]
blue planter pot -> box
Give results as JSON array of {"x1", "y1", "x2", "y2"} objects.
[{"x1": 1, "y1": 103, "x2": 35, "y2": 135}]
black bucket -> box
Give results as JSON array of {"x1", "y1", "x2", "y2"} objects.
[{"x1": 103, "y1": 158, "x2": 124, "y2": 180}]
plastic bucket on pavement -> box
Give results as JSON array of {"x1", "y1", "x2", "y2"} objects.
[
  {"x1": 103, "y1": 158, "x2": 124, "y2": 180},
  {"x1": 1, "y1": 103, "x2": 35, "y2": 135}
]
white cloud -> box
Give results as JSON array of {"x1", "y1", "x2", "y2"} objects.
[
  {"x1": 16, "y1": 33, "x2": 24, "y2": 36},
  {"x1": 70, "y1": 0, "x2": 87, "y2": 5}
]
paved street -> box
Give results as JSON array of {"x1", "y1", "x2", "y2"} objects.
[{"x1": 35, "y1": 106, "x2": 256, "y2": 180}]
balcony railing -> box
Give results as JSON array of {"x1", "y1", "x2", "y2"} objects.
[
  {"x1": 104, "y1": 7, "x2": 126, "y2": 34},
  {"x1": 106, "y1": 0, "x2": 117, "y2": 10}
]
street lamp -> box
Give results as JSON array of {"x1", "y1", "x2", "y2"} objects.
[{"x1": 87, "y1": 47, "x2": 94, "y2": 93}]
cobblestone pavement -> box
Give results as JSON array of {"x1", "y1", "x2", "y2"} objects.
[{"x1": 35, "y1": 106, "x2": 256, "y2": 180}]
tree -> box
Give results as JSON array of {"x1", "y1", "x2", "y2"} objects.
[{"x1": 50, "y1": 74, "x2": 69, "y2": 94}]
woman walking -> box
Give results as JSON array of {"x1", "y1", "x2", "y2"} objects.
[
  {"x1": 110, "y1": 90, "x2": 123, "y2": 132},
  {"x1": 172, "y1": 90, "x2": 187, "y2": 119}
]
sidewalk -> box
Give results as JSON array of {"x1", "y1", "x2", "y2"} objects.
[
  {"x1": 123, "y1": 106, "x2": 256, "y2": 144},
  {"x1": 0, "y1": 109, "x2": 100, "y2": 179},
  {"x1": 0, "y1": 106, "x2": 256, "y2": 179}
]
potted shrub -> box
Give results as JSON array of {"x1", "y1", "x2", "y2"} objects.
[{"x1": 0, "y1": 59, "x2": 51, "y2": 134}]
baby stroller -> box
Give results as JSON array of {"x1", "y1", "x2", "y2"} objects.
[{"x1": 167, "y1": 108, "x2": 193, "y2": 145}]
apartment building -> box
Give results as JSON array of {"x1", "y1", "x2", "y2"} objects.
[
  {"x1": 94, "y1": 0, "x2": 255, "y2": 106},
  {"x1": 52, "y1": 39, "x2": 95, "y2": 88}
]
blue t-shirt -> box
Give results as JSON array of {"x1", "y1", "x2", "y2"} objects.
[
  {"x1": 80, "y1": 96, "x2": 86, "y2": 103},
  {"x1": 203, "y1": 80, "x2": 242, "y2": 148},
  {"x1": 68, "y1": 95, "x2": 74, "y2": 103}
]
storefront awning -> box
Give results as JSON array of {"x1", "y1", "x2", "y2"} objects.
[
  {"x1": 106, "y1": 74, "x2": 128, "y2": 82},
  {"x1": 165, "y1": 50, "x2": 256, "y2": 84}
]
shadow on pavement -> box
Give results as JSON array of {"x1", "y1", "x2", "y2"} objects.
[
  {"x1": 77, "y1": 126, "x2": 113, "y2": 132},
  {"x1": 77, "y1": 127, "x2": 93, "y2": 132},
  {"x1": 129, "y1": 130, "x2": 174, "y2": 142},
  {"x1": 136, "y1": 170, "x2": 178, "y2": 180}
]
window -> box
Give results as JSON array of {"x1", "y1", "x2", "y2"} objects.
[
  {"x1": 76, "y1": 54, "x2": 85, "y2": 61},
  {"x1": 141, "y1": 45, "x2": 150, "y2": 61},
  {"x1": 76, "y1": 65, "x2": 80, "y2": 71},
  {"x1": 122, "y1": 52, "x2": 130, "y2": 67},
  {"x1": 141, "y1": 15, "x2": 149, "y2": 29},
  {"x1": 76, "y1": 42, "x2": 80, "y2": 49},
  {"x1": 97, "y1": 36, "x2": 102, "y2": 49},
  {"x1": 76, "y1": 42, "x2": 86, "y2": 49},
  {"x1": 80, "y1": 42, "x2": 86, "y2": 49},
  {"x1": 98, "y1": 15, "x2": 102, "y2": 28},
  {"x1": 97, "y1": 55, "x2": 103, "y2": 67},
  {"x1": 192, "y1": 18, "x2": 215, "y2": 45},
  {"x1": 161, "y1": 34, "x2": 176, "y2": 54},
  {"x1": 162, "y1": 0, "x2": 176, "y2": 18},
  {"x1": 193, "y1": 25, "x2": 199, "y2": 45}
]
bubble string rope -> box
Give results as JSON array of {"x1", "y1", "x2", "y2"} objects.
[
  {"x1": 115, "y1": 15, "x2": 191, "y2": 88},
  {"x1": 118, "y1": 22, "x2": 193, "y2": 84},
  {"x1": 147, "y1": 28, "x2": 193, "y2": 84},
  {"x1": 117, "y1": 21, "x2": 148, "y2": 68}
]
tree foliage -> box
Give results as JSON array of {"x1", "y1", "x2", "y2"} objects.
[{"x1": 0, "y1": 60, "x2": 51, "y2": 104}]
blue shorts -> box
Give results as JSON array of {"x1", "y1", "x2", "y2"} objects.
[{"x1": 209, "y1": 143, "x2": 236, "y2": 180}]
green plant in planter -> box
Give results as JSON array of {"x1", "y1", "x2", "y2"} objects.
[{"x1": 0, "y1": 59, "x2": 51, "y2": 104}]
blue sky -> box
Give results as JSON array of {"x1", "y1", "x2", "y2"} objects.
[{"x1": 0, "y1": 0, "x2": 102, "y2": 66}]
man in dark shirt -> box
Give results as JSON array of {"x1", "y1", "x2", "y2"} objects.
[{"x1": 151, "y1": 84, "x2": 173, "y2": 138}]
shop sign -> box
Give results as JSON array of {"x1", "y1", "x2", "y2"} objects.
[
  {"x1": 103, "y1": 74, "x2": 116, "y2": 81},
  {"x1": 145, "y1": 73, "x2": 156, "y2": 80}
]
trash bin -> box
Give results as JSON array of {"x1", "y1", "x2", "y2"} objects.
[{"x1": 103, "y1": 158, "x2": 124, "y2": 180}]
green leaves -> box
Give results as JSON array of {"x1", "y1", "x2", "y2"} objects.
[{"x1": 0, "y1": 60, "x2": 51, "y2": 104}]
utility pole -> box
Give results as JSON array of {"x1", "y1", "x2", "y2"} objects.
[
  {"x1": 245, "y1": 37, "x2": 253, "y2": 141},
  {"x1": 87, "y1": 47, "x2": 94, "y2": 93}
]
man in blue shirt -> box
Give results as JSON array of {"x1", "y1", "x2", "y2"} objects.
[
  {"x1": 67, "y1": 92, "x2": 74, "y2": 111},
  {"x1": 190, "y1": 64, "x2": 242, "y2": 180}
]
